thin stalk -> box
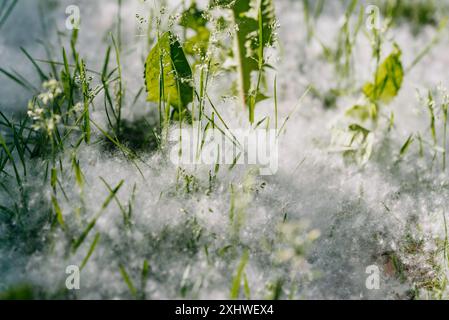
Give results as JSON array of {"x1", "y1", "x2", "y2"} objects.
[
  {"x1": 0, "y1": 0, "x2": 18, "y2": 30},
  {"x1": 111, "y1": 34, "x2": 124, "y2": 137},
  {"x1": 274, "y1": 76, "x2": 278, "y2": 133},
  {"x1": 443, "y1": 102, "x2": 448, "y2": 171}
]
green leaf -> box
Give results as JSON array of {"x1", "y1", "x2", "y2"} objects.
[
  {"x1": 229, "y1": 1, "x2": 258, "y2": 107},
  {"x1": 144, "y1": 32, "x2": 193, "y2": 109},
  {"x1": 213, "y1": 0, "x2": 276, "y2": 112},
  {"x1": 245, "y1": 0, "x2": 277, "y2": 54},
  {"x1": 363, "y1": 44, "x2": 404, "y2": 103}
]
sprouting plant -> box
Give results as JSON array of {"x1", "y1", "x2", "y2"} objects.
[
  {"x1": 302, "y1": 0, "x2": 325, "y2": 42},
  {"x1": 307, "y1": 0, "x2": 365, "y2": 108},
  {"x1": 335, "y1": 7, "x2": 446, "y2": 166},
  {"x1": 364, "y1": 45, "x2": 404, "y2": 105},
  {"x1": 398, "y1": 86, "x2": 449, "y2": 171},
  {"x1": 142, "y1": 0, "x2": 279, "y2": 139},
  {"x1": 331, "y1": 123, "x2": 375, "y2": 166},
  {"x1": 176, "y1": 168, "x2": 200, "y2": 194},
  {"x1": 345, "y1": 44, "x2": 404, "y2": 123},
  {"x1": 320, "y1": 0, "x2": 364, "y2": 83},
  {"x1": 211, "y1": 0, "x2": 278, "y2": 123},
  {"x1": 331, "y1": 43, "x2": 404, "y2": 165}
]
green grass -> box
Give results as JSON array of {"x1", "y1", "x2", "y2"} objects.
[
  {"x1": 1, "y1": 0, "x2": 449, "y2": 300},
  {"x1": 0, "y1": 0, "x2": 18, "y2": 30}
]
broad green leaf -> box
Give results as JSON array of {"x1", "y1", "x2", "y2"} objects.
[
  {"x1": 144, "y1": 32, "x2": 193, "y2": 109},
  {"x1": 229, "y1": 0, "x2": 258, "y2": 107},
  {"x1": 363, "y1": 44, "x2": 404, "y2": 103},
  {"x1": 212, "y1": 0, "x2": 276, "y2": 112},
  {"x1": 245, "y1": 0, "x2": 277, "y2": 54}
]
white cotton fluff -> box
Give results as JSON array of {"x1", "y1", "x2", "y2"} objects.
[{"x1": 1, "y1": 0, "x2": 449, "y2": 299}]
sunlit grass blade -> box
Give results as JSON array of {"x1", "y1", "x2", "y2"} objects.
[
  {"x1": 119, "y1": 264, "x2": 138, "y2": 298},
  {"x1": 230, "y1": 250, "x2": 249, "y2": 299},
  {"x1": 51, "y1": 195, "x2": 65, "y2": 229},
  {"x1": 72, "y1": 179, "x2": 124, "y2": 252},
  {"x1": 278, "y1": 85, "x2": 311, "y2": 138},
  {"x1": 80, "y1": 233, "x2": 101, "y2": 271}
]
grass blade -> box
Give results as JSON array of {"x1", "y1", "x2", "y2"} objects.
[
  {"x1": 119, "y1": 264, "x2": 138, "y2": 298},
  {"x1": 80, "y1": 233, "x2": 101, "y2": 271},
  {"x1": 72, "y1": 179, "x2": 124, "y2": 252},
  {"x1": 230, "y1": 250, "x2": 249, "y2": 299},
  {"x1": 0, "y1": 0, "x2": 18, "y2": 30},
  {"x1": 51, "y1": 195, "x2": 65, "y2": 229}
]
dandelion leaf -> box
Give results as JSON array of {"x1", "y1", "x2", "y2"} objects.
[
  {"x1": 245, "y1": 0, "x2": 277, "y2": 55},
  {"x1": 211, "y1": 0, "x2": 276, "y2": 107},
  {"x1": 363, "y1": 45, "x2": 404, "y2": 103},
  {"x1": 144, "y1": 32, "x2": 193, "y2": 109}
]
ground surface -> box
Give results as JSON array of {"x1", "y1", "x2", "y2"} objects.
[{"x1": 1, "y1": 0, "x2": 449, "y2": 299}]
